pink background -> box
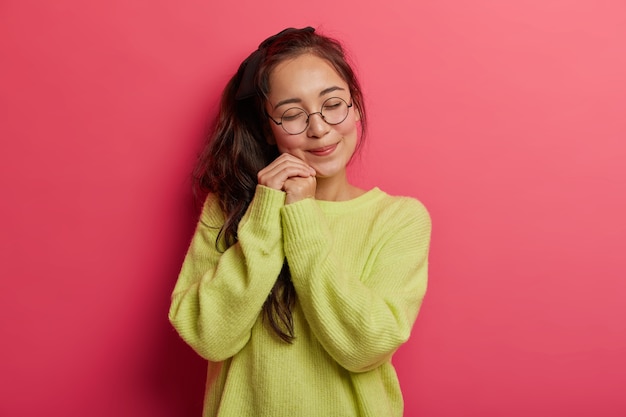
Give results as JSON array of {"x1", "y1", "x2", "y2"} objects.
[{"x1": 1, "y1": 0, "x2": 625, "y2": 416}]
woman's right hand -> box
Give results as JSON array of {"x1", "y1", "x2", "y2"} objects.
[{"x1": 258, "y1": 153, "x2": 316, "y2": 204}]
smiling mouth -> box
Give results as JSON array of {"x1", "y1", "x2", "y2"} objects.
[{"x1": 308, "y1": 143, "x2": 338, "y2": 156}]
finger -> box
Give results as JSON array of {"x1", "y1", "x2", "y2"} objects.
[
  {"x1": 284, "y1": 176, "x2": 317, "y2": 204},
  {"x1": 258, "y1": 158, "x2": 315, "y2": 189},
  {"x1": 262, "y1": 153, "x2": 315, "y2": 176},
  {"x1": 274, "y1": 153, "x2": 316, "y2": 174},
  {"x1": 259, "y1": 159, "x2": 313, "y2": 180}
]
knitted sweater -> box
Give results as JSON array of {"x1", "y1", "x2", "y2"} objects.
[{"x1": 169, "y1": 185, "x2": 431, "y2": 417}]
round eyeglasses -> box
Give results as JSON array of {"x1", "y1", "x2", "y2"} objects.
[{"x1": 266, "y1": 97, "x2": 353, "y2": 135}]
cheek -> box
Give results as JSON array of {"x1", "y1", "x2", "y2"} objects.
[
  {"x1": 336, "y1": 116, "x2": 359, "y2": 138},
  {"x1": 270, "y1": 129, "x2": 301, "y2": 153}
]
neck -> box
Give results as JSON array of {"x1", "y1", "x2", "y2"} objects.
[{"x1": 315, "y1": 174, "x2": 364, "y2": 202}]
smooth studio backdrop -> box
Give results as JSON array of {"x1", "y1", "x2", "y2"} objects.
[{"x1": 1, "y1": 0, "x2": 625, "y2": 416}]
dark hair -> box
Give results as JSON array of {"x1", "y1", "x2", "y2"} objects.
[{"x1": 192, "y1": 27, "x2": 368, "y2": 342}]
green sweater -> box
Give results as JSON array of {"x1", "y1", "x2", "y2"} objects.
[{"x1": 169, "y1": 185, "x2": 431, "y2": 417}]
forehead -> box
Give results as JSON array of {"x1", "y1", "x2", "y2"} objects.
[{"x1": 268, "y1": 53, "x2": 348, "y2": 99}]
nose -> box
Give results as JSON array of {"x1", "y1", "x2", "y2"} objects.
[{"x1": 306, "y1": 112, "x2": 330, "y2": 138}]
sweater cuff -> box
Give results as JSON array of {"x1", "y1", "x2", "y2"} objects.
[
  {"x1": 280, "y1": 198, "x2": 326, "y2": 244},
  {"x1": 239, "y1": 185, "x2": 285, "y2": 233}
]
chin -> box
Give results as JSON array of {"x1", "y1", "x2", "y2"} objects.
[{"x1": 312, "y1": 165, "x2": 346, "y2": 180}]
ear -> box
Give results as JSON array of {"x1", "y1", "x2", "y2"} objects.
[{"x1": 354, "y1": 105, "x2": 361, "y2": 122}]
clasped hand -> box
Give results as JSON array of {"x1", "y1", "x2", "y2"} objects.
[{"x1": 257, "y1": 153, "x2": 317, "y2": 204}]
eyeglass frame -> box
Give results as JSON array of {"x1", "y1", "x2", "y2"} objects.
[{"x1": 265, "y1": 97, "x2": 354, "y2": 135}]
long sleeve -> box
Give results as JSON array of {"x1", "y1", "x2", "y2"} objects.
[
  {"x1": 168, "y1": 185, "x2": 286, "y2": 361},
  {"x1": 281, "y1": 195, "x2": 431, "y2": 373}
]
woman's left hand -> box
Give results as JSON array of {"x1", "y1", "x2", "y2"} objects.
[{"x1": 283, "y1": 175, "x2": 316, "y2": 204}]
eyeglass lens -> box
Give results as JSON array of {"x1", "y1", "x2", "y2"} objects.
[{"x1": 280, "y1": 97, "x2": 350, "y2": 134}]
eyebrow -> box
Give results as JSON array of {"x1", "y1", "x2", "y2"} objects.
[{"x1": 273, "y1": 86, "x2": 346, "y2": 110}]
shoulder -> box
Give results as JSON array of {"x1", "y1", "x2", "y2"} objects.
[{"x1": 374, "y1": 189, "x2": 431, "y2": 227}]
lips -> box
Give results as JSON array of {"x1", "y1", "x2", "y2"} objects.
[{"x1": 308, "y1": 143, "x2": 338, "y2": 156}]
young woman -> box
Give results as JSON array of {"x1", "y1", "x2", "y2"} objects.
[{"x1": 169, "y1": 26, "x2": 431, "y2": 417}]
